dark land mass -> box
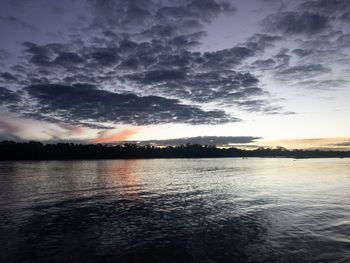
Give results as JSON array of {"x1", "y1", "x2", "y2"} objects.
[{"x1": 1, "y1": 141, "x2": 350, "y2": 160}]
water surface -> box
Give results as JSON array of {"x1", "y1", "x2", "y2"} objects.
[{"x1": 0, "y1": 158, "x2": 349, "y2": 262}]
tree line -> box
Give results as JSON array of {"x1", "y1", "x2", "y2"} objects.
[{"x1": 0, "y1": 140, "x2": 349, "y2": 160}]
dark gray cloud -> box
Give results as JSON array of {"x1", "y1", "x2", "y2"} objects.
[
  {"x1": 331, "y1": 141, "x2": 350, "y2": 147},
  {"x1": 87, "y1": 0, "x2": 155, "y2": 29},
  {"x1": 251, "y1": 59, "x2": 276, "y2": 70},
  {"x1": 156, "y1": 0, "x2": 235, "y2": 23},
  {"x1": 126, "y1": 69, "x2": 186, "y2": 84},
  {"x1": 0, "y1": 87, "x2": 21, "y2": 104},
  {"x1": 22, "y1": 42, "x2": 81, "y2": 68},
  {"x1": 87, "y1": 47, "x2": 121, "y2": 66},
  {"x1": 263, "y1": 11, "x2": 329, "y2": 35},
  {"x1": 292, "y1": 49, "x2": 314, "y2": 58},
  {"x1": 202, "y1": 46, "x2": 254, "y2": 69},
  {"x1": 251, "y1": 0, "x2": 350, "y2": 92},
  {"x1": 1, "y1": 0, "x2": 298, "y2": 129},
  {"x1": 53, "y1": 52, "x2": 84, "y2": 66},
  {"x1": 251, "y1": 46, "x2": 338, "y2": 85},
  {"x1": 122, "y1": 69, "x2": 274, "y2": 110},
  {"x1": 1, "y1": 72, "x2": 17, "y2": 81},
  {"x1": 244, "y1": 33, "x2": 283, "y2": 52},
  {"x1": 22, "y1": 42, "x2": 56, "y2": 67},
  {"x1": 124, "y1": 136, "x2": 261, "y2": 146},
  {"x1": 300, "y1": 0, "x2": 350, "y2": 17},
  {"x1": 236, "y1": 100, "x2": 293, "y2": 115},
  {"x1": 17, "y1": 28, "x2": 285, "y2": 115},
  {"x1": 87, "y1": 0, "x2": 235, "y2": 34},
  {"x1": 24, "y1": 83, "x2": 238, "y2": 126},
  {"x1": 273, "y1": 49, "x2": 291, "y2": 68}
]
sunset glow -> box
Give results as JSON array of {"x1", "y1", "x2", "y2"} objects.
[{"x1": 89, "y1": 127, "x2": 142, "y2": 144}]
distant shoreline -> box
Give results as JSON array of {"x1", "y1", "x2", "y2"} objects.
[
  {"x1": 1, "y1": 141, "x2": 350, "y2": 160},
  {"x1": 1, "y1": 157, "x2": 349, "y2": 162}
]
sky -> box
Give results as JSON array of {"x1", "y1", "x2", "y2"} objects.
[{"x1": 0, "y1": 0, "x2": 350, "y2": 149}]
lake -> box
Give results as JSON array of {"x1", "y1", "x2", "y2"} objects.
[{"x1": 0, "y1": 158, "x2": 349, "y2": 262}]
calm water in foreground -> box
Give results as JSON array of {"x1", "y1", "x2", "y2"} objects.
[{"x1": 0, "y1": 158, "x2": 349, "y2": 263}]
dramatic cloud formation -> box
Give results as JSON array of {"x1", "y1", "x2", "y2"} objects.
[
  {"x1": 24, "y1": 83, "x2": 237, "y2": 125},
  {"x1": 0, "y1": 0, "x2": 292, "y2": 132},
  {"x1": 0, "y1": 0, "x2": 349, "y2": 146}
]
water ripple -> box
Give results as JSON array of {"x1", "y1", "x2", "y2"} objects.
[{"x1": 0, "y1": 158, "x2": 350, "y2": 262}]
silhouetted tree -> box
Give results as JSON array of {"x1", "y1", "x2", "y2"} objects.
[{"x1": 0, "y1": 140, "x2": 349, "y2": 160}]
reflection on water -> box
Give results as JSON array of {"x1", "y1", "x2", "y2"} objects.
[{"x1": 0, "y1": 158, "x2": 350, "y2": 262}]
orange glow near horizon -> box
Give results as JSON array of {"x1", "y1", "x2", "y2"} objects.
[
  {"x1": 89, "y1": 127, "x2": 142, "y2": 144},
  {"x1": 60, "y1": 123, "x2": 86, "y2": 136},
  {"x1": 255, "y1": 137, "x2": 350, "y2": 150}
]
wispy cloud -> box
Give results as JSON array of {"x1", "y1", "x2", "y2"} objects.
[
  {"x1": 90, "y1": 127, "x2": 142, "y2": 144},
  {"x1": 119, "y1": 136, "x2": 262, "y2": 146},
  {"x1": 256, "y1": 137, "x2": 350, "y2": 150}
]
